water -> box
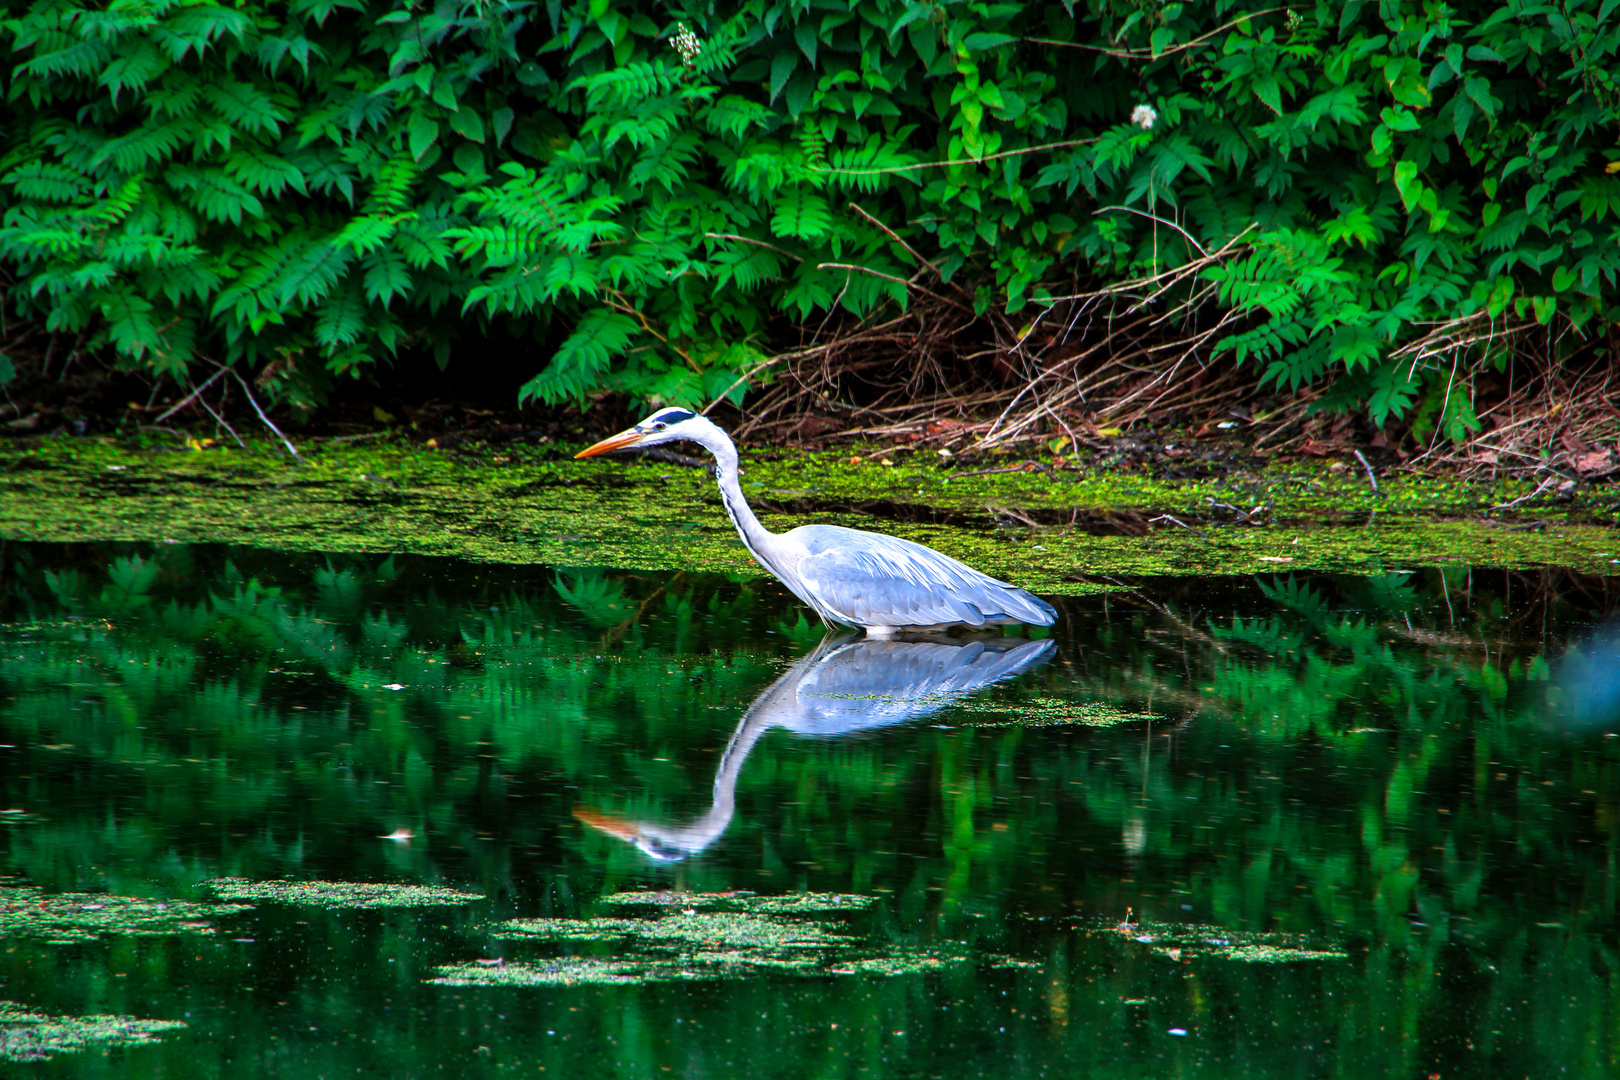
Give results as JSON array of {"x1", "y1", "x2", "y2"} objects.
[{"x1": 1, "y1": 542, "x2": 1617, "y2": 1077}]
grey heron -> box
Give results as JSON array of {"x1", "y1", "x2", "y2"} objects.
[
  {"x1": 576, "y1": 632, "x2": 1056, "y2": 861},
  {"x1": 575, "y1": 408, "x2": 1057, "y2": 634}
]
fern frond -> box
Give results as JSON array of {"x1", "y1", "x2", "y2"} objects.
[
  {"x1": 224, "y1": 146, "x2": 307, "y2": 197},
  {"x1": 770, "y1": 187, "x2": 831, "y2": 239},
  {"x1": 315, "y1": 281, "x2": 366, "y2": 350},
  {"x1": 213, "y1": 79, "x2": 285, "y2": 136},
  {"x1": 519, "y1": 308, "x2": 638, "y2": 404},
  {"x1": 362, "y1": 248, "x2": 412, "y2": 307},
  {"x1": 99, "y1": 40, "x2": 169, "y2": 101},
  {"x1": 166, "y1": 166, "x2": 265, "y2": 224},
  {"x1": 703, "y1": 95, "x2": 774, "y2": 140},
  {"x1": 6, "y1": 162, "x2": 88, "y2": 203}
]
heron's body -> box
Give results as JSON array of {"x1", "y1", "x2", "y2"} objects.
[{"x1": 577, "y1": 409, "x2": 1056, "y2": 634}]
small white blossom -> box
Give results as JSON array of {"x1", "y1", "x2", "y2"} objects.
[
  {"x1": 1130, "y1": 104, "x2": 1158, "y2": 130},
  {"x1": 671, "y1": 23, "x2": 703, "y2": 66}
]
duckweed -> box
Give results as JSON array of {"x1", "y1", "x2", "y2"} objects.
[
  {"x1": 0, "y1": 1001, "x2": 186, "y2": 1062},
  {"x1": 1106, "y1": 919, "x2": 1348, "y2": 963},
  {"x1": 596, "y1": 890, "x2": 877, "y2": 914},
  {"x1": 202, "y1": 879, "x2": 483, "y2": 908},
  {"x1": 439, "y1": 891, "x2": 1022, "y2": 985},
  {"x1": 3, "y1": 436, "x2": 1616, "y2": 590},
  {"x1": 960, "y1": 698, "x2": 1165, "y2": 728},
  {"x1": 0, "y1": 884, "x2": 248, "y2": 944}
]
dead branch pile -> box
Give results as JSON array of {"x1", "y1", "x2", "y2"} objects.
[{"x1": 710, "y1": 238, "x2": 1620, "y2": 485}]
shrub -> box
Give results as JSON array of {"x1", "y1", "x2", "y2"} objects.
[{"x1": 1, "y1": 0, "x2": 1616, "y2": 425}]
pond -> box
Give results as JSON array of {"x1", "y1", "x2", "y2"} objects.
[{"x1": 1, "y1": 542, "x2": 1617, "y2": 1077}]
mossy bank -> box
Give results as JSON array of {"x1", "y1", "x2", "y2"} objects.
[{"x1": 2, "y1": 434, "x2": 1616, "y2": 591}]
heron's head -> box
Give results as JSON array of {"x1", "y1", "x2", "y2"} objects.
[
  {"x1": 574, "y1": 407, "x2": 719, "y2": 459},
  {"x1": 574, "y1": 806, "x2": 701, "y2": 863}
]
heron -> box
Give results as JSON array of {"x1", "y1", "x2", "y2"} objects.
[
  {"x1": 577, "y1": 632, "x2": 1056, "y2": 861},
  {"x1": 575, "y1": 408, "x2": 1057, "y2": 635}
]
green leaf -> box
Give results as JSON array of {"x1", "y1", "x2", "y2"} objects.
[
  {"x1": 448, "y1": 110, "x2": 485, "y2": 143},
  {"x1": 794, "y1": 22, "x2": 818, "y2": 67},
  {"x1": 962, "y1": 32, "x2": 1017, "y2": 51},
  {"x1": 1251, "y1": 73, "x2": 1282, "y2": 114},
  {"x1": 492, "y1": 107, "x2": 515, "y2": 146},
  {"x1": 408, "y1": 114, "x2": 439, "y2": 161},
  {"x1": 770, "y1": 50, "x2": 798, "y2": 103}
]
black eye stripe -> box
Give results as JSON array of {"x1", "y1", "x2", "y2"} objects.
[{"x1": 651, "y1": 408, "x2": 695, "y2": 424}]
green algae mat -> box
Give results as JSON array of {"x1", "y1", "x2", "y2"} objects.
[{"x1": 2, "y1": 436, "x2": 1615, "y2": 590}]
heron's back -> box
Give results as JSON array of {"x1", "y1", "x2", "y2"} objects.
[{"x1": 781, "y1": 525, "x2": 1056, "y2": 629}]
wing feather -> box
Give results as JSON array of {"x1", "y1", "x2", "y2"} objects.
[{"x1": 789, "y1": 527, "x2": 1056, "y2": 628}]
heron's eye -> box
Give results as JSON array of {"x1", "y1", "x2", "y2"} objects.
[{"x1": 651, "y1": 422, "x2": 666, "y2": 432}]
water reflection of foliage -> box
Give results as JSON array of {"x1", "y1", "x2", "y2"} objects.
[
  {"x1": 0, "y1": 543, "x2": 794, "y2": 896},
  {"x1": 2, "y1": 544, "x2": 1618, "y2": 1078}
]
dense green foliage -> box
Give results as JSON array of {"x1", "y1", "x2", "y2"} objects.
[{"x1": 1, "y1": 0, "x2": 1617, "y2": 421}]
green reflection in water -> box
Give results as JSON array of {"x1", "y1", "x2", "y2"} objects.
[{"x1": 0, "y1": 542, "x2": 1616, "y2": 1079}]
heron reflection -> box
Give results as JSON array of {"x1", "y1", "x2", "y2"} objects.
[{"x1": 575, "y1": 633, "x2": 1056, "y2": 862}]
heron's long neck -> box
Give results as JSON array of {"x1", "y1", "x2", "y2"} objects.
[
  {"x1": 679, "y1": 710, "x2": 776, "y2": 845},
  {"x1": 707, "y1": 435, "x2": 779, "y2": 570}
]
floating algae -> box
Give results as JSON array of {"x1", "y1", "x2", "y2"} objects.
[
  {"x1": 1103, "y1": 919, "x2": 1348, "y2": 963},
  {"x1": 435, "y1": 892, "x2": 1007, "y2": 985},
  {"x1": 960, "y1": 697, "x2": 1164, "y2": 728},
  {"x1": 0, "y1": 1001, "x2": 185, "y2": 1062},
  {"x1": 432, "y1": 957, "x2": 758, "y2": 987},
  {"x1": 595, "y1": 890, "x2": 876, "y2": 914},
  {"x1": 0, "y1": 884, "x2": 248, "y2": 944},
  {"x1": 202, "y1": 879, "x2": 483, "y2": 909},
  {"x1": 496, "y1": 912, "x2": 854, "y2": 951}
]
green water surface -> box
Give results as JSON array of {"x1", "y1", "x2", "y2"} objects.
[{"x1": 1, "y1": 543, "x2": 1617, "y2": 1077}]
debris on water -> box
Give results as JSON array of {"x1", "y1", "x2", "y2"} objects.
[{"x1": 201, "y1": 879, "x2": 483, "y2": 908}]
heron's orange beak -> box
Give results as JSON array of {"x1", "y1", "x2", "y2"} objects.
[
  {"x1": 573, "y1": 806, "x2": 640, "y2": 841},
  {"x1": 574, "y1": 428, "x2": 644, "y2": 458}
]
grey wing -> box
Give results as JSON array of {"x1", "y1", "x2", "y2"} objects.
[{"x1": 791, "y1": 527, "x2": 1056, "y2": 628}]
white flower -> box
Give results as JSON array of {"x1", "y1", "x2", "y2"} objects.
[
  {"x1": 1131, "y1": 104, "x2": 1158, "y2": 130},
  {"x1": 671, "y1": 23, "x2": 703, "y2": 66}
]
